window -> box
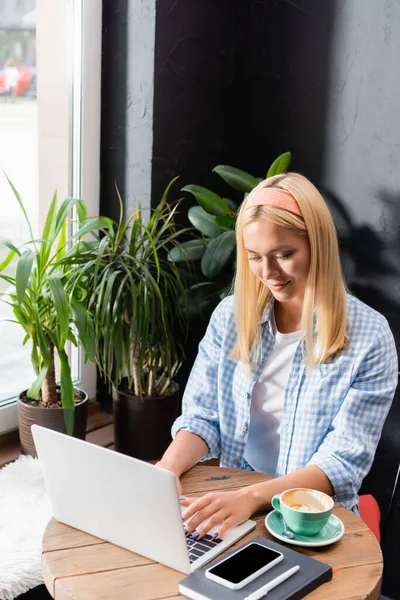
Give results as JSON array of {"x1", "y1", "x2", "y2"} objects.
[{"x1": 0, "y1": 0, "x2": 101, "y2": 433}]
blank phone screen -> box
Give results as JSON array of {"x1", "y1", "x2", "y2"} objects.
[{"x1": 207, "y1": 543, "x2": 281, "y2": 584}]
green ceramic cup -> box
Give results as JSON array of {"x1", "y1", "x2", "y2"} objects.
[{"x1": 271, "y1": 488, "x2": 334, "y2": 536}]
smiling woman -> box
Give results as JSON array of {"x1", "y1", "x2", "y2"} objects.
[{"x1": 156, "y1": 171, "x2": 398, "y2": 541}]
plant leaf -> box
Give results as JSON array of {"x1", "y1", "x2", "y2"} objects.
[
  {"x1": 40, "y1": 191, "x2": 58, "y2": 266},
  {"x1": 201, "y1": 230, "x2": 236, "y2": 279},
  {"x1": 213, "y1": 165, "x2": 259, "y2": 193},
  {"x1": 69, "y1": 216, "x2": 114, "y2": 243},
  {"x1": 266, "y1": 151, "x2": 292, "y2": 178},
  {"x1": 56, "y1": 219, "x2": 67, "y2": 258},
  {"x1": 27, "y1": 364, "x2": 49, "y2": 399},
  {"x1": 54, "y1": 197, "x2": 80, "y2": 239},
  {"x1": 188, "y1": 206, "x2": 227, "y2": 238},
  {"x1": 186, "y1": 282, "x2": 222, "y2": 319},
  {"x1": 33, "y1": 303, "x2": 51, "y2": 364},
  {"x1": 71, "y1": 297, "x2": 96, "y2": 362},
  {"x1": 0, "y1": 240, "x2": 21, "y2": 256},
  {"x1": 59, "y1": 348, "x2": 74, "y2": 435},
  {"x1": 4, "y1": 173, "x2": 35, "y2": 242},
  {"x1": 16, "y1": 250, "x2": 36, "y2": 304},
  {"x1": 48, "y1": 274, "x2": 69, "y2": 348},
  {"x1": 168, "y1": 239, "x2": 205, "y2": 262},
  {"x1": 0, "y1": 249, "x2": 16, "y2": 272},
  {"x1": 214, "y1": 214, "x2": 235, "y2": 229},
  {"x1": 220, "y1": 284, "x2": 233, "y2": 299},
  {"x1": 181, "y1": 185, "x2": 229, "y2": 217},
  {"x1": 223, "y1": 198, "x2": 238, "y2": 211}
]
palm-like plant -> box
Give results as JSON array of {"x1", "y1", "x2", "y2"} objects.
[
  {"x1": 0, "y1": 177, "x2": 112, "y2": 434},
  {"x1": 67, "y1": 179, "x2": 189, "y2": 397}
]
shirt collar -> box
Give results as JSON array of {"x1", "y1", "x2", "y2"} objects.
[{"x1": 259, "y1": 296, "x2": 275, "y2": 327}]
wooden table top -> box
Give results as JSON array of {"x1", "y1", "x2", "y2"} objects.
[{"x1": 42, "y1": 465, "x2": 383, "y2": 600}]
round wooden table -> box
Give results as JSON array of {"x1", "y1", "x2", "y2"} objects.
[{"x1": 42, "y1": 466, "x2": 383, "y2": 600}]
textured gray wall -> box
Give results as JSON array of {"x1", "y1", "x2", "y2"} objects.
[
  {"x1": 320, "y1": 4, "x2": 400, "y2": 598},
  {"x1": 100, "y1": 0, "x2": 155, "y2": 221},
  {"x1": 125, "y1": 0, "x2": 155, "y2": 215},
  {"x1": 323, "y1": 0, "x2": 400, "y2": 274}
]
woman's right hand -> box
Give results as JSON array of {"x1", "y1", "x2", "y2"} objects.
[{"x1": 155, "y1": 461, "x2": 182, "y2": 496}]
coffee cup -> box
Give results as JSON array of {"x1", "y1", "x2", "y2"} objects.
[{"x1": 271, "y1": 488, "x2": 334, "y2": 536}]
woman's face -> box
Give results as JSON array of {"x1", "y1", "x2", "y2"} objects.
[{"x1": 242, "y1": 219, "x2": 310, "y2": 304}]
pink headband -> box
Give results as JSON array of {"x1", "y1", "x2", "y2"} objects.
[{"x1": 244, "y1": 187, "x2": 302, "y2": 217}]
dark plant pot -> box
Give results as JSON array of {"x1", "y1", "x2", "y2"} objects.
[
  {"x1": 112, "y1": 380, "x2": 180, "y2": 461},
  {"x1": 17, "y1": 387, "x2": 89, "y2": 457}
]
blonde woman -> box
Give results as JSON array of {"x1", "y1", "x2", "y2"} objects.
[{"x1": 156, "y1": 172, "x2": 398, "y2": 540}]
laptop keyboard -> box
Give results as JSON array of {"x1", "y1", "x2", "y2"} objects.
[{"x1": 186, "y1": 532, "x2": 223, "y2": 563}]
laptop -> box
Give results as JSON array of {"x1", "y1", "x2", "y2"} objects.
[{"x1": 32, "y1": 424, "x2": 256, "y2": 574}]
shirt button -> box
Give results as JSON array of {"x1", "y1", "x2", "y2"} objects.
[
  {"x1": 233, "y1": 459, "x2": 239, "y2": 466},
  {"x1": 243, "y1": 424, "x2": 248, "y2": 433}
]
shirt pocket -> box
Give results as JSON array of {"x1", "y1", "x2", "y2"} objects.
[{"x1": 299, "y1": 360, "x2": 354, "y2": 420}]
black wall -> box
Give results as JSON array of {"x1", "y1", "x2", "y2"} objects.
[
  {"x1": 100, "y1": 0, "x2": 128, "y2": 223},
  {"x1": 151, "y1": 0, "x2": 335, "y2": 203}
]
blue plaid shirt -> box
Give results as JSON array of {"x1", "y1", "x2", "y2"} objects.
[{"x1": 172, "y1": 293, "x2": 398, "y2": 509}]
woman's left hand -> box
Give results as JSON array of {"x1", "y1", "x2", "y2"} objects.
[{"x1": 181, "y1": 487, "x2": 259, "y2": 539}]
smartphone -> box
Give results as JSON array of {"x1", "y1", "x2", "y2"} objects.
[{"x1": 204, "y1": 541, "x2": 284, "y2": 590}]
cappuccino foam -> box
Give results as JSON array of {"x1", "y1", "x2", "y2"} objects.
[
  {"x1": 282, "y1": 489, "x2": 330, "y2": 512},
  {"x1": 288, "y1": 503, "x2": 321, "y2": 513}
]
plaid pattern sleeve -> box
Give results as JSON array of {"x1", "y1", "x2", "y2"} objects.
[
  {"x1": 308, "y1": 312, "x2": 398, "y2": 505},
  {"x1": 171, "y1": 301, "x2": 225, "y2": 460}
]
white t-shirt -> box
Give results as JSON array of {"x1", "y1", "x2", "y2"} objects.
[{"x1": 244, "y1": 323, "x2": 301, "y2": 475}]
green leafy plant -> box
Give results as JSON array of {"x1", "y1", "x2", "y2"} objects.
[
  {"x1": 0, "y1": 176, "x2": 112, "y2": 433},
  {"x1": 67, "y1": 179, "x2": 190, "y2": 397},
  {"x1": 168, "y1": 152, "x2": 292, "y2": 317}
]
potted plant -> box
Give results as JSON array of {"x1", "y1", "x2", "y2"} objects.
[
  {"x1": 168, "y1": 152, "x2": 292, "y2": 318},
  {"x1": 68, "y1": 179, "x2": 190, "y2": 460},
  {"x1": 0, "y1": 177, "x2": 111, "y2": 456}
]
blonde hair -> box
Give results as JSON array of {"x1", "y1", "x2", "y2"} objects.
[{"x1": 232, "y1": 172, "x2": 348, "y2": 370}]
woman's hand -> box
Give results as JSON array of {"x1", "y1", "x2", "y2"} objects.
[
  {"x1": 155, "y1": 461, "x2": 182, "y2": 496},
  {"x1": 181, "y1": 487, "x2": 259, "y2": 539}
]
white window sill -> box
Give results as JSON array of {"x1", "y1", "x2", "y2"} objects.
[{"x1": 0, "y1": 401, "x2": 18, "y2": 435}]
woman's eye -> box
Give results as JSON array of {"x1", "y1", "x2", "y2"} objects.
[
  {"x1": 248, "y1": 255, "x2": 261, "y2": 261},
  {"x1": 275, "y1": 253, "x2": 292, "y2": 260}
]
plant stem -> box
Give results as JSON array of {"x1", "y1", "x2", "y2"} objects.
[
  {"x1": 133, "y1": 350, "x2": 139, "y2": 397},
  {"x1": 148, "y1": 367, "x2": 154, "y2": 396},
  {"x1": 42, "y1": 341, "x2": 57, "y2": 406}
]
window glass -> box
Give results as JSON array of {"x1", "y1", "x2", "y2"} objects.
[{"x1": 0, "y1": 0, "x2": 37, "y2": 404}]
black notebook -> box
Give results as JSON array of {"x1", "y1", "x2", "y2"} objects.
[{"x1": 179, "y1": 536, "x2": 332, "y2": 600}]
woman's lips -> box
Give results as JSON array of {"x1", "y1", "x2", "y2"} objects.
[{"x1": 268, "y1": 281, "x2": 289, "y2": 292}]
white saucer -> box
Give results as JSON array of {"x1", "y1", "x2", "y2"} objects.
[{"x1": 265, "y1": 509, "x2": 345, "y2": 548}]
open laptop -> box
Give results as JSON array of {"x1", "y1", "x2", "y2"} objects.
[{"x1": 32, "y1": 424, "x2": 256, "y2": 573}]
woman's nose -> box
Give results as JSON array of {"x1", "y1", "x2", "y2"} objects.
[{"x1": 262, "y1": 258, "x2": 280, "y2": 280}]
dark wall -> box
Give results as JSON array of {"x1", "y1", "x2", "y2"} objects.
[
  {"x1": 152, "y1": 0, "x2": 334, "y2": 203},
  {"x1": 152, "y1": 0, "x2": 237, "y2": 207},
  {"x1": 100, "y1": 0, "x2": 128, "y2": 223}
]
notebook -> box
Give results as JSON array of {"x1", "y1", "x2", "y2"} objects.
[
  {"x1": 179, "y1": 536, "x2": 332, "y2": 600},
  {"x1": 31, "y1": 424, "x2": 256, "y2": 574}
]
